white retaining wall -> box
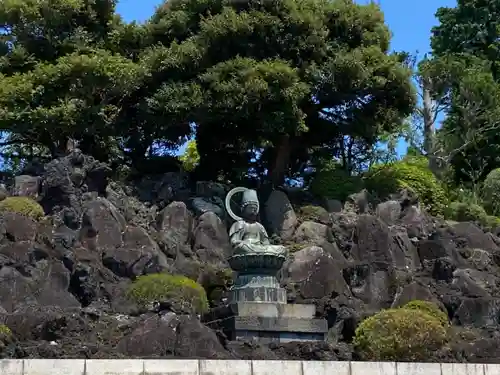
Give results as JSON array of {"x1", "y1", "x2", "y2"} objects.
[{"x1": 0, "y1": 359, "x2": 498, "y2": 375}]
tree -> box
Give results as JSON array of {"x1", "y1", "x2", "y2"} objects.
[
  {"x1": 0, "y1": 0, "x2": 193, "y2": 171},
  {"x1": 425, "y1": 0, "x2": 500, "y2": 183},
  {"x1": 145, "y1": 0, "x2": 416, "y2": 185}
]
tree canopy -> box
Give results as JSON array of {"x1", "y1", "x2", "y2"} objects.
[
  {"x1": 422, "y1": 0, "x2": 500, "y2": 184},
  {"x1": 0, "y1": 0, "x2": 416, "y2": 185}
]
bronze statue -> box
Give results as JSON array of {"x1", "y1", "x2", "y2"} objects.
[{"x1": 225, "y1": 187, "x2": 287, "y2": 257}]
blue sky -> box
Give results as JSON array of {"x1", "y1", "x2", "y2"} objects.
[{"x1": 116, "y1": 0, "x2": 457, "y2": 156}]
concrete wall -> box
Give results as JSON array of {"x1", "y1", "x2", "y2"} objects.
[{"x1": 0, "y1": 359, "x2": 498, "y2": 375}]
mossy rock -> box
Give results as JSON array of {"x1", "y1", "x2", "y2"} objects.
[
  {"x1": 402, "y1": 300, "x2": 449, "y2": 327},
  {"x1": 353, "y1": 307, "x2": 448, "y2": 361},
  {"x1": 126, "y1": 273, "x2": 209, "y2": 314},
  {"x1": 286, "y1": 242, "x2": 308, "y2": 253},
  {"x1": 364, "y1": 157, "x2": 447, "y2": 217},
  {"x1": 0, "y1": 196, "x2": 44, "y2": 220},
  {"x1": 297, "y1": 205, "x2": 329, "y2": 223}
]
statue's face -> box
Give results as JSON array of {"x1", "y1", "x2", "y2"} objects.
[{"x1": 242, "y1": 203, "x2": 258, "y2": 219}]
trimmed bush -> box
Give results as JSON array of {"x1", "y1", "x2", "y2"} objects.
[
  {"x1": 444, "y1": 202, "x2": 487, "y2": 222},
  {"x1": 402, "y1": 300, "x2": 449, "y2": 327},
  {"x1": 353, "y1": 308, "x2": 447, "y2": 361},
  {"x1": 0, "y1": 196, "x2": 44, "y2": 220},
  {"x1": 364, "y1": 157, "x2": 447, "y2": 217},
  {"x1": 310, "y1": 163, "x2": 363, "y2": 201},
  {"x1": 482, "y1": 168, "x2": 500, "y2": 215},
  {"x1": 126, "y1": 273, "x2": 209, "y2": 314}
]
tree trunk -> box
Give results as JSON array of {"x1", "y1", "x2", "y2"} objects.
[
  {"x1": 268, "y1": 135, "x2": 292, "y2": 187},
  {"x1": 422, "y1": 77, "x2": 435, "y2": 155}
]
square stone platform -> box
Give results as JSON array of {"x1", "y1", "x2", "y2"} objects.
[{"x1": 205, "y1": 302, "x2": 328, "y2": 343}]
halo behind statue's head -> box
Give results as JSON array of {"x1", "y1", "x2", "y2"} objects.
[{"x1": 225, "y1": 187, "x2": 260, "y2": 221}]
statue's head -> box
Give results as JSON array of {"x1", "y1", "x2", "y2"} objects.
[{"x1": 241, "y1": 189, "x2": 259, "y2": 220}]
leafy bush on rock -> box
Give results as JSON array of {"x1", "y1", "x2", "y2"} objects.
[
  {"x1": 0, "y1": 197, "x2": 44, "y2": 220},
  {"x1": 126, "y1": 273, "x2": 209, "y2": 314},
  {"x1": 444, "y1": 201, "x2": 500, "y2": 230},
  {"x1": 445, "y1": 201, "x2": 486, "y2": 222},
  {"x1": 310, "y1": 163, "x2": 363, "y2": 201},
  {"x1": 364, "y1": 157, "x2": 447, "y2": 217},
  {"x1": 402, "y1": 300, "x2": 449, "y2": 327},
  {"x1": 353, "y1": 306, "x2": 448, "y2": 361}
]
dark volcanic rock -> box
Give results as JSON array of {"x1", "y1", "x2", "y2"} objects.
[{"x1": 0, "y1": 153, "x2": 499, "y2": 362}]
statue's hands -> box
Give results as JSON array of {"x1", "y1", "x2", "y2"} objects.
[{"x1": 269, "y1": 234, "x2": 281, "y2": 245}]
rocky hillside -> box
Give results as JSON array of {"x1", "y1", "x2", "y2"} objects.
[{"x1": 0, "y1": 150, "x2": 499, "y2": 362}]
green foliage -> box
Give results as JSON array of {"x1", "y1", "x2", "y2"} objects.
[
  {"x1": 126, "y1": 273, "x2": 209, "y2": 314},
  {"x1": 0, "y1": 324, "x2": 12, "y2": 344},
  {"x1": 0, "y1": 0, "x2": 415, "y2": 186},
  {"x1": 0, "y1": 324, "x2": 11, "y2": 337},
  {"x1": 364, "y1": 157, "x2": 447, "y2": 217},
  {"x1": 402, "y1": 300, "x2": 449, "y2": 327},
  {"x1": 425, "y1": 1, "x2": 500, "y2": 184},
  {"x1": 444, "y1": 201, "x2": 500, "y2": 229},
  {"x1": 353, "y1": 307, "x2": 448, "y2": 361},
  {"x1": 179, "y1": 140, "x2": 200, "y2": 172},
  {"x1": 0, "y1": 196, "x2": 44, "y2": 220},
  {"x1": 310, "y1": 163, "x2": 363, "y2": 201},
  {"x1": 482, "y1": 215, "x2": 500, "y2": 230},
  {"x1": 482, "y1": 168, "x2": 500, "y2": 216},
  {"x1": 150, "y1": 0, "x2": 415, "y2": 184},
  {"x1": 444, "y1": 202, "x2": 487, "y2": 223}
]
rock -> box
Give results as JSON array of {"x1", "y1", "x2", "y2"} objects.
[
  {"x1": 2, "y1": 151, "x2": 500, "y2": 362},
  {"x1": 263, "y1": 190, "x2": 297, "y2": 241},
  {"x1": 292, "y1": 221, "x2": 333, "y2": 245},
  {"x1": 117, "y1": 313, "x2": 231, "y2": 358},
  {"x1": 375, "y1": 200, "x2": 401, "y2": 225},
  {"x1": 323, "y1": 199, "x2": 343, "y2": 213},
  {"x1": 344, "y1": 189, "x2": 372, "y2": 214},
  {"x1": 80, "y1": 198, "x2": 126, "y2": 251},
  {"x1": 192, "y1": 211, "x2": 231, "y2": 264},
  {"x1": 283, "y1": 246, "x2": 350, "y2": 300},
  {"x1": 13, "y1": 175, "x2": 40, "y2": 198},
  {"x1": 102, "y1": 226, "x2": 169, "y2": 278}
]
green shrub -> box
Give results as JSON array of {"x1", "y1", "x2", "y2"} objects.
[
  {"x1": 126, "y1": 273, "x2": 209, "y2": 314},
  {"x1": 364, "y1": 157, "x2": 447, "y2": 217},
  {"x1": 179, "y1": 140, "x2": 200, "y2": 172},
  {"x1": 0, "y1": 324, "x2": 11, "y2": 338},
  {"x1": 482, "y1": 168, "x2": 500, "y2": 215},
  {"x1": 444, "y1": 201, "x2": 487, "y2": 222},
  {"x1": 482, "y1": 215, "x2": 500, "y2": 230},
  {"x1": 402, "y1": 300, "x2": 449, "y2": 327},
  {"x1": 0, "y1": 324, "x2": 12, "y2": 345},
  {"x1": 310, "y1": 163, "x2": 363, "y2": 201},
  {"x1": 353, "y1": 308, "x2": 447, "y2": 361},
  {"x1": 0, "y1": 196, "x2": 44, "y2": 220},
  {"x1": 445, "y1": 202, "x2": 500, "y2": 230}
]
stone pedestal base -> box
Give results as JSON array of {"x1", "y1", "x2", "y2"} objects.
[
  {"x1": 230, "y1": 274, "x2": 287, "y2": 304},
  {"x1": 204, "y1": 302, "x2": 328, "y2": 344}
]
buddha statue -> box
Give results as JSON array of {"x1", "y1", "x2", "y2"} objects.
[{"x1": 226, "y1": 187, "x2": 287, "y2": 257}]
